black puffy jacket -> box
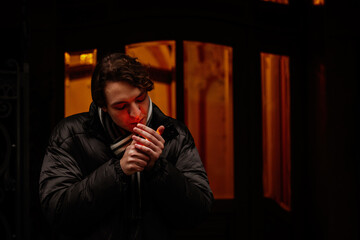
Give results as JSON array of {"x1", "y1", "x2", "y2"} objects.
[{"x1": 39, "y1": 102, "x2": 213, "y2": 240}]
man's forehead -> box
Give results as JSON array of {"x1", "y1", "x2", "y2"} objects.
[{"x1": 104, "y1": 81, "x2": 146, "y2": 105}]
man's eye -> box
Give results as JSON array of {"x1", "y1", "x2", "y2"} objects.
[{"x1": 115, "y1": 105, "x2": 126, "y2": 110}]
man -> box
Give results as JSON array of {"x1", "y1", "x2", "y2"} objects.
[{"x1": 39, "y1": 52, "x2": 213, "y2": 240}]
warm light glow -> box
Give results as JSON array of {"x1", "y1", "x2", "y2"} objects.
[
  {"x1": 64, "y1": 52, "x2": 70, "y2": 65},
  {"x1": 261, "y1": 52, "x2": 291, "y2": 211},
  {"x1": 313, "y1": 0, "x2": 325, "y2": 5},
  {"x1": 262, "y1": 0, "x2": 289, "y2": 4},
  {"x1": 80, "y1": 53, "x2": 94, "y2": 65}
]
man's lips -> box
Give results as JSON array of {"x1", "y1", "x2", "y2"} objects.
[{"x1": 130, "y1": 118, "x2": 145, "y2": 125}]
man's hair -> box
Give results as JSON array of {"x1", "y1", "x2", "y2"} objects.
[{"x1": 91, "y1": 52, "x2": 154, "y2": 108}]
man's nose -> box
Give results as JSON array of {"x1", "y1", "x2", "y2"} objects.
[{"x1": 129, "y1": 103, "x2": 141, "y2": 119}]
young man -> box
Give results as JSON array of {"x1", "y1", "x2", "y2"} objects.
[{"x1": 39, "y1": 53, "x2": 213, "y2": 240}]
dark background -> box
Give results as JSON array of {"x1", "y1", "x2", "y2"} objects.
[{"x1": 0, "y1": 0, "x2": 358, "y2": 239}]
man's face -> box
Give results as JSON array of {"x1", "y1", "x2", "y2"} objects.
[{"x1": 102, "y1": 81, "x2": 149, "y2": 133}]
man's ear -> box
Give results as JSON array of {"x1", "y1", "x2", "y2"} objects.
[{"x1": 101, "y1": 106, "x2": 108, "y2": 112}]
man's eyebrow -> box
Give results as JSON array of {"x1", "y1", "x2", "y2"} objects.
[
  {"x1": 110, "y1": 92, "x2": 146, "y2": 106},
  {"x1": 111, "y1": 100, "x2": 127, "y2": 107},
  {"x1": 136, "y1": 91, "x2": 146, "y2": 98}
]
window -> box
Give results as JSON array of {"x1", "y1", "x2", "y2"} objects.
[
  {"x1": 64, "y1": 49, "x2": 97, "y2": 117},
  {"x1": 183, "y1": 41, "x2": 234, "y2": 199},
  {"x1": 261, "y1": 52, "x2": 291, "y2": 211}
]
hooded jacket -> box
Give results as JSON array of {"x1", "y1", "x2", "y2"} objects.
[{"x1": 39, "y1": 102, "x2": 213, "y2": 240}]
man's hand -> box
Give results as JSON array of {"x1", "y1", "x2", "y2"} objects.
[
  {"x1": 120, "y1": 140, "x2": 150, "y2": 175},
  {"x1": 132, "y1": 123, "x2": 165, "y2": 170}
]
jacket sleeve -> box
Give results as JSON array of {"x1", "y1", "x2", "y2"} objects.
[
  {"x1": 144, "y1": 125, "x2": 214, "y2": 228},
  {"x1": 39, "y1": 139, "x2": 129, "y2": 234}
]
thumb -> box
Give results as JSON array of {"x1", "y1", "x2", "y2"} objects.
[{"x1": 156, "y1": 125, "x2": 165, "y2": 135}]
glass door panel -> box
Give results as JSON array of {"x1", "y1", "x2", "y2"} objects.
[{"x1": 183, "y1": 41, "x2": 234, "y2": 199}]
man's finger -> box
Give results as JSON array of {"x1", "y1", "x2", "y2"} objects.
[
  {"x1": 134, "y1": 143, "x2": 157, "y2": 157},
  {"x1": 156, "y1": 125, "x2": 165, "y2": 135},
  {"x1": 132, "y1": 135, "x2": 156, "y2": 149},
  {"x1": 134, "y1": 124, "x2": 165, "y2": 142}
]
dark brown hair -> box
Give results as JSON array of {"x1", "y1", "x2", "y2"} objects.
[{"x1": 91, "y1": 52, "x2": 154, "y2": 107}]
